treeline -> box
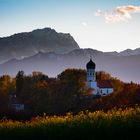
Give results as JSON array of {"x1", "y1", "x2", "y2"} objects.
[
  {"x1": 16, "y1": 69, "x2": 86, "y2": 115},
  {"x1": 0, "y1": 69, "x2": 140, "y2": 119},
  {"x1": 0, "y1": 69, "x2": 86, "y2": 117}
]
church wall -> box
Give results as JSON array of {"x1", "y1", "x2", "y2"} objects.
[
  {"x1": 87, "y1": 68, "x2": 96, "y2": 81},
  {"x1": 11, "y1": 104, "x2": 24, "y2": 111},
  {"x1": 86, "y1": 58, "x2": 114, "y2": 97},
  {"x1": 98, "y1": 88, "x2": 114, "y2": 96},
  {"x1": 87, "y1": 81, "x2": 97, "y2": 95}
]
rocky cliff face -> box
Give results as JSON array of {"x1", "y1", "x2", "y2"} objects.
[{"x1": 0, "y1": 28, "x2": 80, "y2": 63}]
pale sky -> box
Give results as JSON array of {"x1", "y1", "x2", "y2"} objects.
[{"x1": 0, "y1": 0, "x2": 140, "y2": 52}]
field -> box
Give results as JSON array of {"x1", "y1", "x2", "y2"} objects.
[{"x1": 0, "y1": 107, "x2": 140, "y2": 140}]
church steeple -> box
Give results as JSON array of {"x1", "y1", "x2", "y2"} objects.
[
  {"x1": 86, "y1": 57, "x2": 97, "y2": 95},
  {"x1": 86, "y1": 58, "x2": 96, "y2": 69},
  {"x1": 86, "y1": 57, "x2": 114, "y2": 96}
]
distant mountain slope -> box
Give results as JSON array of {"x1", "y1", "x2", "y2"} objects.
[
  {"x1": 0, "y1": 48, "x2": 140, "y2": 83},
  {"x1": 119, "y1": 48, "x2": 140, "y2": 56},
  {"x1": 0, "y1": 28, "x2": 79, "y2": 63}
]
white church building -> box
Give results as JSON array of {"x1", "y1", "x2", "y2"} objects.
[{"x1": 86, "y1": 58, "x2": 114, "y2": 96}]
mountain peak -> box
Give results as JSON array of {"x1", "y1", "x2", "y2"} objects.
[
  {"x1": 119, "y1": 48, "x2": 140, "y2": 56},
  {"x1": 31, "y1": 28, "x2": 57, "y2": 36},
  {"x1": 0, "y1": 27, "x2": 80, "y2": 63}
]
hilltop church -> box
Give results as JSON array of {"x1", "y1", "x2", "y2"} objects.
[{"x1": 86, "y1": 58, "x2": 114, "y2": 96}]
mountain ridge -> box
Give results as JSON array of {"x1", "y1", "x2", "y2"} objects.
[
  {"x1": 119, "y1": 48, "x2": 140, "y2": 56},
  {"x1": 1, "y1": 48, "x2": 140, "y2": 83},
  {"x1": 0, "y1": 27, "x2": 80, "y2": 63},
  {"x1": 0, "y1": 28, "x2": 140, "y2": 83}
]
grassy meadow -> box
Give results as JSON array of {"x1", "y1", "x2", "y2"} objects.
[{"x1": 0, "y1": 106, "x2": 140, "y2": 140}]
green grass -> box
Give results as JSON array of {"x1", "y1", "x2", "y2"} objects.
[{"x1": 0, "y1": 107, "x2": 140, "y2": 140}]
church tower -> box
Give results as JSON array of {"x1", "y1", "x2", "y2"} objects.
[{"x1": 86, "y1": 58, "x2": 97, "y2": 95}]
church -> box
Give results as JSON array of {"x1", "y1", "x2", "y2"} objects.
[{"x1": 86, "y1": 58, "x2": 114, "y2": 96}]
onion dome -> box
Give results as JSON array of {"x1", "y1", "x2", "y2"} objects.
[{"x1": 86, "y1": 59, "x2": 96, "y2": 69}]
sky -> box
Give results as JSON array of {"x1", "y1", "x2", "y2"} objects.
[{"x1": 0, "y1": 0, "x2": 140, "y2": 52}]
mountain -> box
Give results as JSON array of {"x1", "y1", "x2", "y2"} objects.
[
  {"x1": 0, "y1": 28, "x2": 79, "y2": 63},
  {"x1": 119, "y1": 48, "x2": 140, "y2": 56},
  {"x1": 0, "y1": 28, "x2": 140, "y2": 83},
  {"x1": 0, "y1": 48, "x2": 140, "y2": 83}
]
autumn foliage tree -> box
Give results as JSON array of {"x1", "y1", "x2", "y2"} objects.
[
  {"x1": 0, "y1": 69, "x2": 140, "y2": 117},
  {"x1": 0, "y1": 75, "x2": 16, "y2": 111},
  {"x1": 0, "y1": 75, "x2": 16, "y2": 96},
  {"x1": 89, "y1": 82, "x2": 140, "y2": 111},
  {"x1": 47, "y1": 69, "x2": 87, "y2": 114}
]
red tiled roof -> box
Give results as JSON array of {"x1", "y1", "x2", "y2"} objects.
[{"x1": 97, "y1": 80, "x2": 113, "y2": 88}]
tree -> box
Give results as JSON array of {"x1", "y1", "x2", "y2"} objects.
[
  {"x1": 16, "y1": 71, "x2": 24, "y2": 96},
  {"x1": 48, "y1": 69, "x2": 87, "y2": 113},
  {"x1": 0, "y1": 75, "x2": 16, "y2": 96},
  {"x1": 58, "y1": 69, "x2": 86, "y2": 96},
  {"x1": 96, "y1": 71, "x2": 112, "y2": 80}
]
